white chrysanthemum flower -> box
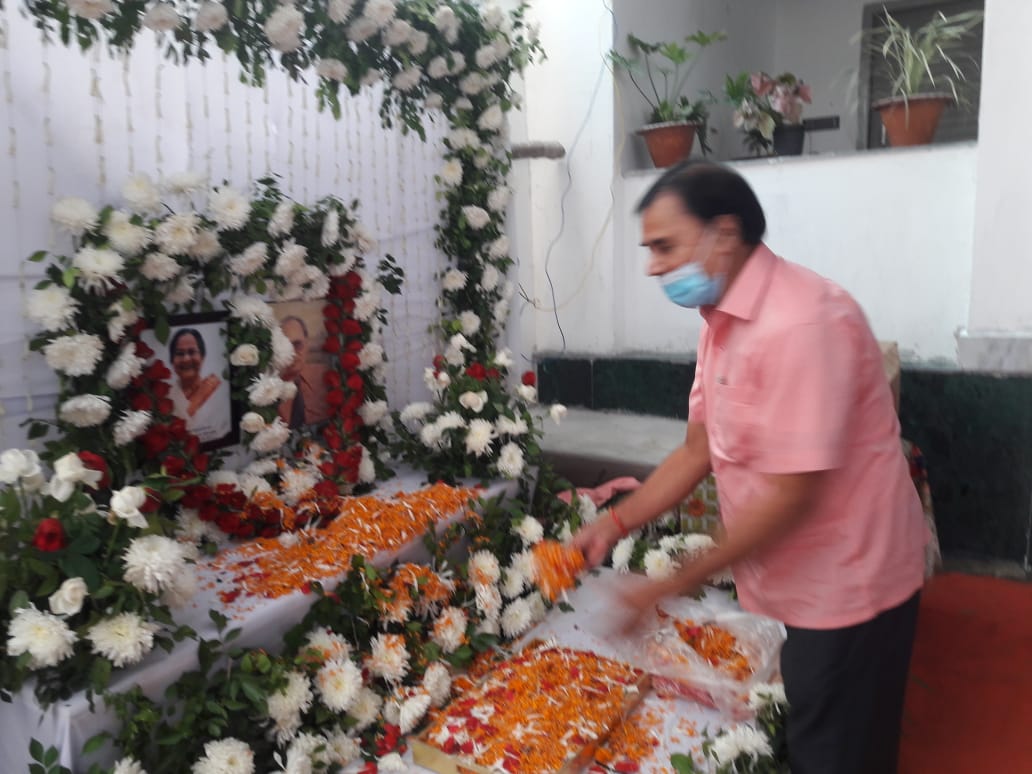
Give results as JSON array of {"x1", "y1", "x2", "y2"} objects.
[
  {"x1": 495, "y1": 416, "x2": 528, "y2": 438},
  {"x1": 105, "y1": 210, "x2": 152, "y2": 256},
  {"x1": 459, "y1": 310, "x2": 481, "y2": 336},
  {"x1": 441, "y1": 268, "x2": 467, "y2": 292},
  {"x1": 48, "y1": 577, "x2": 88, "y2": 616},
  {"x1": 264, "y1": 4, "x2": 304, "y2": 52},
  {"x1": 262, "y1": 329, "x2": 292, "y2": 374},
  {"x1": 500, "y1": 598, "x2": 533, "y2": 639},
  {"x1": 475, "y1": 583, "x2": 503, "y2": 620},
  {"x1": 458, "y1": 390, "x2": 487, "y2": 414},
  {"x1": 550, "y1": 404, "x2": 568, "y2": 425},
  {"x1": 305, "y1": 627, "x2": 351, "y2": 662},
  {"x1": 516, "y1": 384, "x2": 537, "y2": 403},
  {"x1": 140, "y1": 251, "x2": 180, "y2": 281},
  {"x1": 426, "y1": 91, "x2": 444, "y2": 108},
  {"x1": 88, "y1": 612, "x2": 158, "y2": 668},
  {"x1": 229, "y1": 343, "x2": 260, "y2": 368},
  {"x1": 431, "y1": 607, "x2": 467, "y2": 654},
  {"x1": 476, "y1": 266, "x2": 499, "y2": 295},
  {"x1": 193, "y1": 1, "x2": 228, "y2": 32},
  {"x1": 748, "y1": 682, "x2": 788, "y2": 711},
  {"x1": 209, "y1": 186, "x2": 250, "y2": 231},
  {"x1": 433, "y1": 5, "x2": 458, "y2": 41},
  {"x1": 501, "y1": 566, "x2": 527, "y2": 599},
  {"x1": 377, "y1": 752, "x2": 406, "y2": 773},
  {"x1": 313, "y1": 60, "x2": 347, "y2": 90},
  {"x1": 26, "y1": 285, "x2": 78, "y2": 332},
  {"x1": 107, "y1": 300, "x2": 140, "y2": 343},
  {"x1": 494, "y1": 296, "x2": 510, "y2": 325},
  {"x1": 475, "y1": 43, "x2": 500, "y2": 69},
  {"x1": 280, "y1": 467, "x2": 318, "y2": 506},
  {"x1": 465, "y1": 418, "x2": 495, "y2": 457},
  {"x1": 358, "y1": 445, "x2": 376, "y2": 484},
  {"x1": 427, "y1": 55, "x2": 449, "y2": 79},
  {"x1": 315, "y1": 209, "x2": 340, "y2": 249},
  {"x1": 327, "y1": 0, "x2": 354, "y2": 23},
  {"x1": 228, "y1": 242, "x2": 268, "y2": 277},
  {"x1": 112, "y1": 757, "x2": 147, "y2": 774},
  {"x1": 557, "y1": 521, "x2": 574, "y2": 544},
  {"x1": 248, "y1": 372, "x2": 288, "y2": 407},
  {"x1": 154, "y1": 212, "x2": 200, "y2": 255},
  {"x1": 188, "y1": 229, "x2": 222, "y2": 263},
  {"x1": 408, "y1": 28, "x2": 429, "y2": 54},
  {"x1": 110, "y1": 485, "x2": 150, "y2": 529},
  {"x1": 422, "y1": 661, "x2": 451, "y2": 707},
  {"x1": 400, "y1": 402, "x2": 432, "y2": 431},
  {"x1": 122, "y1": 174, "x2": 161, "y2": 212},
  {"x1": 161, "y1": 567, "x2": 198, "y2": 609},
  {"x1": 674, "y1": 533, "x2": 718, "y2": 558},
  {"x1": 324, "y1": 730, "x2": 360, "y2": 765},
  {"x1": 450, "y1": 54, "x2": 468, "y2": 77},
  {"x1": 123, "y1": 534, "x2": 189, "y2": 593},
  {"x1": 316, "y1": 657, "x2": 363, "y2": 712},
  {"x1": 487, "y1": 187, "x2": 511, "y2": 214},
  {"x1": 191, "y1": 738, "x2": 255, "y2": 774},
  {"x1": 165, "y1": 274, "x2": 196, "y2": 305},
  {"x1": 468, "y1": 550, "x2": 501, "y2": 587},
  {"x1": 439, "y1": 159, "x2": 463, "y2": 187},
  {"x1": 358, "y1": 342, "x2": 384, "y2": 369},
  {"x1": 67, "y1": 0, "x2": 114, "y2": 20},
  {"x1": 643, "y1": 548, "x2": 676, "y2": 580},
  {"x1": 459, "y1": 72, "x2": 487, "y2": 96},
  {"x1": 349, "y1": 288, "x2": 378, "y2": 324},
  {"x1": 229, "y1": 294, "x2": 277, "y2": 327},
  {"x1": 142, "y1": 2, "x2": 181, "y2": 31},
  {"x1": 478, "y1": 104, "x2": 505, "y2": 133},
  {"x1": 251, "y1": 418, "x2": 291, "y2": 454},
  {"x1": 349, "y1": 686, "x2": 382, "y2": 731},
  {"x1": 44, "y1": 333, "x2": 104, "y2": 377},
  {"x1": 175, "y1": 507, "x2": 221, "y2": 544},
  {"x1": 106, "y1": 345, "x2": 145, "y2": 390},
  {"x1": 357, "y1": 400, "x2": 388, "y2": 427},
  {"x1": 347, "y1": 16, "x2": 378, "y2": 42},
  {"x1": 368, "y1": 633, "x2": 409, "y2": 683},
  {"x1": 7, "y1": 605, "x2": 77, "y2": 668},
  {"x1": 59, "y1": 394, "x2": 111, "y2": 428},
  {"x1": 711, "y1": 724, "x2": 773, "y2": 766},
  {"x1": 113, "y1": 410, "x2": 151, "y2": 446},
  {"x1": 52, "y1": 197, "x2": 98, "y2": 236},
  {"x1": 392, "y1": 65, "x2": 422, "y2": 92},
  {"x1": 362, "y1": 0, "x2": 395, "y2": 27},
  {"x1": 488, "y1": 235, "x2": 510, "y2": 259},
  {"x1": 268, "y1": 199, "x2": 295, "y2": 237},
  {"x1": 265, "y1": 670, "x2": 312, "y2": 744},
  {"x1": 383, "y1": 16, "x2": 412, "y2": 45},
  {"x1": 207, "y1": 470, "x2": 241, "y2": 489},
  {"x1": 163, "y1": 170, "x2": 206, "y2": 196},
  {"x1": 73, "y1": 247, "x2": 124, "y2": 292},
  {"x1": 399, "y1": 689, "x2": 431, "y2": 734},
  {"x1": 515, "y1": 515, "x2": 544, "y2": 546}
]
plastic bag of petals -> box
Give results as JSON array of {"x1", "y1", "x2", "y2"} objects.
[{"x1": 637, "y1": 597, "x2": 785, "y2": 718}]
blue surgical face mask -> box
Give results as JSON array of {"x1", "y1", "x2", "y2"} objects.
[{"x1": 659, "y1": 261, "x2": 725, "y2": 308}]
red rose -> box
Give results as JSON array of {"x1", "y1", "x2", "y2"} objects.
[
  {"x1": 345, "y1": 338, "x2": 364, "y2": 353},
  {"x1": 521, "y1": 370, "x2": 536, "y2": 386},
  {"x1": 163, "y1": 455, "x2": 187, "y2": 477},
  {"x1": 340, "y1": 352, "x2": 360, "y2": 371},
  {"x1": 141, "y1": 426, "x2": 170, "y2": 457},
  {"x1": 323, "y1": 370, "x2": 342, "y2": 388},
  {"x1": 130, "y1": 393, "x2": 153, "y2": 412},
  {"x1": 323, "y1": 304, "x2": 341, "y2": 320},
  {"x1": 157, "y1": 398, "x2": 174, "y2": 416},
  {"x1": 344, "y1": 270, "x2": 363, "y2": 290},
  {"x1": 181, "y1": 484, "x2": 213, "y2": 508},
  {"x1": 323, "y1": 337, "x2": 341, "y2": 354},
  {"x1": 433, "y1": 355, "x2": 446, "y2": 371},
  {"x1": 342, "y1": 319, "x2": 363, "y2": 336},
  {"x1": 346, "y1": 374, "x2": 364, "y2": 392},
  {"x1": 326, "y1": 389, "x2": 346, "y2": 407},
  {"x1": 135, "y1": 340, "x2": 155, "y2": 359},
  {"x1": 152, "y1": 381, "x2": 171, "y2": 398},
  {"x1": 344, "y1": 415, "x2": 362, "y2": 435},
  {"x1": 342, "y1": 300, "x2": 356, "y2": 315},
  {"x1": 324, "y1": 430, "x2": 343, "y2": 450},
  {"x1": 324, "y1": 319, "x2": 340, "y2": 335},
  {"x1": 146, "y1": 361, "x2": 171, "y2": 381},
  {"x1": 192, "y1": 453, "x2": 210, "y2": 474},
  {"x1": 486, "y1": 367, "x2": 501, "y2": 381},
  {"x1": 183, "y1": 435, "x2": 201, "y2": 456},
  {"x1": 77, "y1": 451, "x2": 111, "y2": 489},
  {"x1": 198, "y1": 503, "x2": 219, "y2": 522},
  {"x1": 140, "y1": 488, "x2": 162, "y2": 513},
  {"x1": 466, "y1": 363, "x2": 487, "y2": 381},
  {"x1": 168, "y1": 417, "x2": 188, "y2": 440},
  {"x1": 343, "y1": 392, "x2": 364, "y2": 413},
  {"x1": 314, "y1": 479, "x2": 338, "y2": 500},
  {"x1": 319, "y1": 462, "x2": 337, "y2": 478},
  {"x1": 32, "y1": 518, "x2": 66, "y2": 552}
]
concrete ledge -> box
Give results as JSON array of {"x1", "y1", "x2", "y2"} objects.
[
  {"x1": 538, "y1": 407, "x2": 686, "y2": 485},
  {"x1": 957, "y1": 329, "x2": 1032, "y2": 373}
]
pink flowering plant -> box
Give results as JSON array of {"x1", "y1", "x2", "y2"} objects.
[{"x1": 726, "y1": 71, "x2": 812, "y2": 155}]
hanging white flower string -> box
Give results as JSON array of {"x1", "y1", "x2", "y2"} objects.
[
  {"x1": 201, "y1": 55, "x2": 212, "y2": 179},
  {"x1": 300, "y1": 83, "x2": 309, "y2": 202},
  {"x1": 263, "y1": 79, "x2": 271, "y2": 176},
  {"x1": 153, "y1": 60, "x2": 163, "y2": 169},
  {"x1": 90, "y1": 47, "x2": 106, "y2": 193},
  {"x1": 121, "y1": 53, "x2": 135, "y2": 175},
  {"x1": 185, "y1": 59, "x2": 195, "y2": 174},
  {"x1": 244, "y1": 58, "x2": 253, "y2": 183},
  {"x1": 3, "y1": 5, "x2": 26, "y2": 431},
  {"x1": 286, "y1": 78, "x2": 295, "y2": 195},
  {"x1": 223, "y1": 52, "x2": 232, "y2": 180}
]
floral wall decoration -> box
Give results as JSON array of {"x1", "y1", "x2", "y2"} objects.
[{"x1": 16, "y1": 0, "x2": 549, "y2": 487}]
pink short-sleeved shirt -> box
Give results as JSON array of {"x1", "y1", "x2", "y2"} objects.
[{"x1": 689, "y1": 244, "x2": 928, "y2": 629}]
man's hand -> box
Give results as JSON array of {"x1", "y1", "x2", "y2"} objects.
[{"x1": 571, "y1": 510, "x2": 624, "y2": 568}]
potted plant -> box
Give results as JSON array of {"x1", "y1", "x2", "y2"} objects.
[
  {"x1": 860, "y1": 8, "x2": 984, "y2": 147},
  {"x1": 725, "y1": 71, "x2": 813, "y2": 157},
  {"x1": 610, "y1": 31, "x2": 726, "y2": 167}
]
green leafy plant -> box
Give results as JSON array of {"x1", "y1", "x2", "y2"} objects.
[
  {"x1": 609, "y1": 31, "x2": 727, "y2": 153},
  {"x1": 859, "y1": 8, "x2": 984, "y2": 105}
]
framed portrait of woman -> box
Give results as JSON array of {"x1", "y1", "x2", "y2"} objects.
[{"x1": 139, "y1": 311, "x2": 237, "y2": 450}]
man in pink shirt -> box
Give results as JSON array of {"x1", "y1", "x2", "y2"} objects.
[{"x1": 573, "y1": 161, "x2": 928, "y2": 774}]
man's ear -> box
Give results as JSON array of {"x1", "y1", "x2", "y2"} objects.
[{"x1": 712, "y1": 214, "x2": 742, "y2": 247}]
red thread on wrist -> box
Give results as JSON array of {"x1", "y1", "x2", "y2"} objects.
[{"x1": 610, "y1": 507, "x2": 630, "y2": 538}]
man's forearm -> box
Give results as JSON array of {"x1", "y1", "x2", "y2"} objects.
[{"x1": 609, "y1": 422, "x2": 711, "y2": 532}]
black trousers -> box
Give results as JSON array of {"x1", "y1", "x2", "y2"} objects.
[{"x1": 780, "y1": 590, "x2": 921, "y2": 774}]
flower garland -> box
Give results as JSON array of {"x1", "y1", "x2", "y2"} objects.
[{"x1": 26, "y1": 175, "x2": 399, "y2": 540}]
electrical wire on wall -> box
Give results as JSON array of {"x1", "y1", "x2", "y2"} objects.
[{"x1": 520, "y1": 0, "x2": 625, "y2": 353}]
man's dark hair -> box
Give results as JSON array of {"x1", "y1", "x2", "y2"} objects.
[
  {"x1": 281, "y1": 315, "x2": 309, "y2": 338},
  {"x1": 169, "y1": 328, "x2": 206, "y2": 359},
  {"x1": 636, "y1": 161, "x2": 767, "y2": 245}
]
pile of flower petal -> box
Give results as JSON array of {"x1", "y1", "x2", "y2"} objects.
[
  {"x1": 421, "y1": 643, "x2": 643, "y2": 773},
  {"x1": 532, "y1": 540, "x2": 586, "y2": 602},
  {"x1": 662, "y1": 610, "x2": 752, "y2": 681},
  {"x1": 591, "y1": 702, "x2": 666, "y2": 773},
  {"x1": 207, "y1": 483, "x2": 477, "y2": 603}
]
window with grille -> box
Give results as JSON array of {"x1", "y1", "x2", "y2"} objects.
[{"x1": 859, "y1": 0, "x2": 984, "y2": 149}]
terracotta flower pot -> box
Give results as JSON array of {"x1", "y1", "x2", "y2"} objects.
[
  {"x1": 636, "y1": 121, "x2": 699, "y2": 168},
  {"x1": 872, "y1": 93, "x2": 953, "y2": 147}
]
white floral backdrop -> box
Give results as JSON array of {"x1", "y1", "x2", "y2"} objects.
[{"x1": 0, "y1": 3, "x2": 449, "y2": 448}]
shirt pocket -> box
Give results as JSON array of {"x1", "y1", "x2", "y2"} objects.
[{"x1": 710, "y1": 383, "x2": 756, "y2": 464}]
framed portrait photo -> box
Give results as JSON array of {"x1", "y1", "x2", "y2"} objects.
[
  {"x1": 270, "y1": 300, "x2": 332, "y2": 431},
  {"x1": 139, "y1": 311, "x2": 237, "y2": 451}
]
